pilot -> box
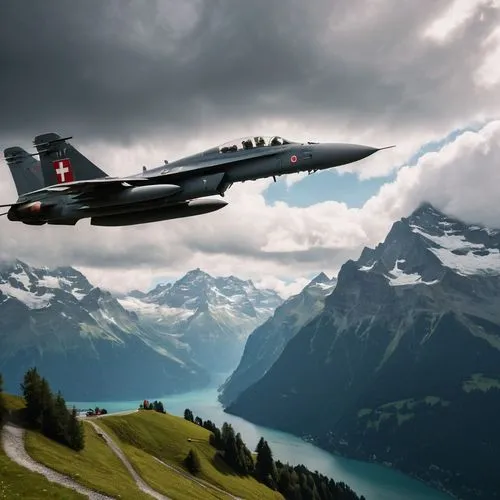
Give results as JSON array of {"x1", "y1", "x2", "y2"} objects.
[
  {"x1": 270, "y1": 136, "x2": 282, "y2": 146},
  {"x1": 255, "y1": 136, "x2": 265, "y2": 147}
]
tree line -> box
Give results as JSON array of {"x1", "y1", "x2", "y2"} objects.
[
  {"x1": 183, "y1": 408, "x2": 365, "y2": 500},
  {"x1": 139, "y1": 399, "x2": 166, "y2": 413},
  {"x1": 18, "y1": 368, "x2": 84, "y2": 451}
]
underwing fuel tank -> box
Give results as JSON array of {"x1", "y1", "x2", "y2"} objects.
[
  {"x1": 81, "y1": 184, "x2": 181, "y2": 208},
  {"x1": 90, "y1": 198, "x2": 227, "y2": 226}
]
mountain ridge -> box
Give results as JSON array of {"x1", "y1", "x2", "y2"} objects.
[
  {"x1": 219, "y1": 271, "x2": 337, "y2": 406},
  {"x1": 0, "y1": 260, "x2": 209, "y2": 400}
]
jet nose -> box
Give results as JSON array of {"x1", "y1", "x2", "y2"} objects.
[{"x1": 313, "y1": 143, "x2": 385, "y2": 168}]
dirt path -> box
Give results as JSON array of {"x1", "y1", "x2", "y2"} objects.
[
  {"x1": 1, "y1": 423, "x2": 112, "y2": 500},
  {"x1": 152, "y1": 455, "x2": 242, "y2": 500},
  {"x1": 3, "y1": 412, "x2": 241, "y2": 500},
  {"x1": 86, "y1": 421, "x2": 170, "y2": 500}
]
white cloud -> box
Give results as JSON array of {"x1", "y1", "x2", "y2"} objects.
[
  {"x1": 2, "y1": 120, "x2": 499, "y2": 299},
  {"x1": 253, "y1": 275, "x2": 312, "y2": 300},
  {"x1": 422, "y1": 0, "x2": 497, "y2": 42},
  {"x1": 475, "y1": 24, "x2": 500, "y2": 88}
]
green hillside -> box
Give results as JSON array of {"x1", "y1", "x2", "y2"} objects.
[
  {"x1": 99, "y1": 410, "x2": 283, "y2": 500},
  {"x1": 25, "y1": 423, "x2": 152, "y2": 500},
  {"x1": 1, "y1": 393, "x2": 281, "y2": 500},
  {"x1": 0, "y1": 394, "x2": 85, "y2": 500}
]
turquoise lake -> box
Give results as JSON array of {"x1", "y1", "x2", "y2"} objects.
[{"x1": 69, "y1": 376, "x2": 452, "y2": 500}]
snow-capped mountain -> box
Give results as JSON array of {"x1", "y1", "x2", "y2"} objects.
[
  {"x1": 0, "y1": 260, "x2": 208, "y2": 400},
  {"x1": 226, "y1": 203, "x2": 500, "y2": 500},
  {"x1": 219, "y1": 272, "x2": 337, "y2": 406},
  {"x1": 118, "y1": 268, "x2": 283, "y2": 372}
]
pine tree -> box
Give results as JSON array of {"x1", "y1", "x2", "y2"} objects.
[
  {"x1": 209, "y1": 426, "x2": 223, "y2": 449},
  {"x1": 67, "y1": 407, "x2": 84, "y2": 451},
  {"x1": 255, "y1": 439, "x2": 278, "y2": 488},
  {"x1": 235, "y1": 432, "x2": 254, "y2": 474},
  {"x1": 184, "y1": 448, "x2": 201, "y2": 475},
  {"x1": 21, "y1": 367, "x2": 44, "y2": 427},
  {"x1": 278, "y1": 467, "x2": 292, "y2": 495},
  {"x1": 52, "y1": 392, "x2": 70, "y2": 444},
  {"x1": 184, "y1": 408, "x2": 194, "y2": 422}
]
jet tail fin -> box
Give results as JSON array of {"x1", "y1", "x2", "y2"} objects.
[
  {"x1": 3, "y1": 146, "x2": 44, "y2": 196},
  {"x1": 33, "y1": 133, "x2": 108, "y2": 186}
]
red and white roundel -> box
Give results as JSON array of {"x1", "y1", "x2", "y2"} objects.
[{"x1": 290, "y1": 155, "x2": 298, "y2": 164}]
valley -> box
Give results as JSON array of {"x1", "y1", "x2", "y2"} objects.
[{"x1": 1, "y1": 202, "x2": 498, "y2": 499}]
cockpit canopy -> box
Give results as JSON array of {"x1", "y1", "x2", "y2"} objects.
[{"x1": 218, "y1": 136, "x2": 291, "y2": 153}]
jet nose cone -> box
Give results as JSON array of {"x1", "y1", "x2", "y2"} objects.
[{"x1": 312, "y1": 143, "x2": 387, "y2": 168}]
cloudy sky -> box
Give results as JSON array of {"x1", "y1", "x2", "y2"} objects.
[{"x1": 0, "y1": 0, "x2": 499, "y2": 298}]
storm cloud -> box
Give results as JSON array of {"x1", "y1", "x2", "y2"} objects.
[{"x1": 0, "y1": 0, "x2": 498, "y2": 148}]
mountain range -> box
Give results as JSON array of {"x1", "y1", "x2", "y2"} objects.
[
  {"x1": 224, "y1": 203, "x2": 500, "y2": 500},
  {"x1": 0, "y1": 262, "x2": 281, "y2": 401},
  {"x1": 118, "y1": 268, "x2": 282, "y2": 372}
]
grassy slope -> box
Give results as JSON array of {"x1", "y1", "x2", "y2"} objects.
[
  {"x1": 3, "y1": 394, "x2": 282, "y2": 500},
  {"x1": 99, "y1": 410, "x2": 283, "y2": 500},
  {"x1": 1, "y1": 394, "x2": 85, "y2": 500},
  {"x1": 25, "y1": 423, "x2": 151, "y2": 500},
  {"x1": 0, "y1": 447, "x2": 86, "y2": 500},
  {"x1": 112, "y1": 443, "x2": 228, "y2": 500}
]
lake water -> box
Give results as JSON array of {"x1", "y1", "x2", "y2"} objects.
[{"x1": 69, "y1": 377, "x2": 452, "y2": 500}]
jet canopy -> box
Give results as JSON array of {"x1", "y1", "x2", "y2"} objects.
[{"x1": 218, "y1": 136, "x2": 291, "y2": 153}]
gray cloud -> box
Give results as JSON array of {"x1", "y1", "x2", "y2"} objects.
[{"x1": 0, "y1": 0, "x2": 498, "y2": 149}]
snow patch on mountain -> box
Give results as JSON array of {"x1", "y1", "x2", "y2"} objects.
[
  {"x1": 117, "y1": 296, "x2": 193, "y2": 322},
  {"x1": 313, "y1": 281, "x2": 337, "y2": 292},
  {"x1": 386, "y1": 260, "x2": 439, "y2": 287},
  {"x1": 359, "y1": 263, "x2": 376, "y2": 272},
  {"x1": 410, "y1": 224, "x2": 500, "y2": 275},
  {"x1": 0, "y1": 282, "x2": 54, "y2": 309}
]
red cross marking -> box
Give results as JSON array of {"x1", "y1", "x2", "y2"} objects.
[{"x1": 53, "y1": 158, "x2": 74, "y2": 183}]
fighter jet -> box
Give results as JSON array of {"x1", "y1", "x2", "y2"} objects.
[{"x1": 1, "y1": 133, "x2": 393, "y2": 226}]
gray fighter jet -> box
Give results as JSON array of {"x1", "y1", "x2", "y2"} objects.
[{"x1": 1, "y1": 133, "x2": 393, "y2": 226}]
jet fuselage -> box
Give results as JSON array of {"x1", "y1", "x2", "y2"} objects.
[{"x1": 4, "y1": 134, "x2": 389, "y2": 226}]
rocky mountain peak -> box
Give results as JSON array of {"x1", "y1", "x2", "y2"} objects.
[
  {"x1": 0, "y1": 259, "x2": 95, "y2": 309},
  {"x1": 350, "y1": 203, "x2": 500, "y2": 294},
  {"x1": 310, "y1": 272, "x2": 331, "y2": 284}
]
